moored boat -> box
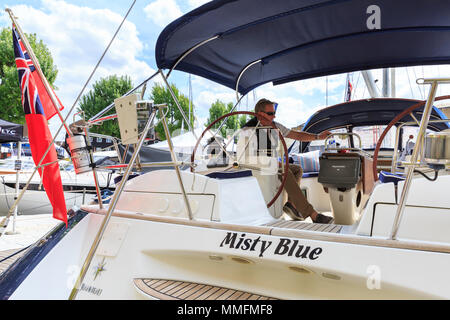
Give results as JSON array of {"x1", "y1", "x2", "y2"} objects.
[{"x1": 1, "y1": 0, "x2": 450, "y2": 300}]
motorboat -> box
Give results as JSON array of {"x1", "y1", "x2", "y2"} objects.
[
  {"x1": 2, "y1": 0, "x2": 450, "y2": 300},
  {"x1": 0, "y1": 154, "x2": 118, "y2": 216}
]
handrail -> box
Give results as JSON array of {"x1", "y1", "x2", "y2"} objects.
[
  {"x1": 324, "y1": 132, "x2": 362, "y2": 152},
  {"x1": 389, "y1": 79, "x2": 443, "y2": 240}
]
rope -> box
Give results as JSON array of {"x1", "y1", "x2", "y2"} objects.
[
  {"x1": 1, "y1": 176, "x2": 11, "y2": 210},
  {"x1": 0, "y1": 245, "x2": 30, "y2": 264}
]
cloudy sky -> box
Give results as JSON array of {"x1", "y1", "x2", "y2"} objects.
[{"x1": 1, "y1": 0, "x2": 449, "y2": 140}]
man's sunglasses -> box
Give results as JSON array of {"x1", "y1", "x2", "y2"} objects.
[{"x1": 264, "y1": 111, "x2": 276, "y2": 116}]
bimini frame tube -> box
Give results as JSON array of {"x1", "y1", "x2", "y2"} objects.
[
  {"x1": 158, "y1": 69, "x2": 197, "y2": 139},
  {"x1": 235, "y1": 59, "x2": 262, "y2": 103},
  {"x1": 159, "y1": 106, "x2": 194, "y2": 220},
  {"x1": 160, "y1": 35, "x2": 221, "y2": 141},
  {"x1": 93, "y1": 36, "x2": 220, "y2": 138},
  {"x1": 90, "y1": 70, "x2": 160, "y2": 122},
  {"x1": 166, "y1": 35, "x2": 220, "y2": 79},
  {"x1": 390, "y1": 78, "x2": 450, "y2": 240}
]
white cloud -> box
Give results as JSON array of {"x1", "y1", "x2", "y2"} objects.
[
  {"x1": 1, "y1": 0, "x2": 155, "y2": 139},
  {"x1": 144, "y1": 0, "x2": 182, "y2": 27},
  {"x1": 188, "y1": 0, "x2": 211, "y2": 9}
]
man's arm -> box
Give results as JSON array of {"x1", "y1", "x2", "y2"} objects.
[{"x1": 286, "y1": 130, "x2": 332, "y2": 142}]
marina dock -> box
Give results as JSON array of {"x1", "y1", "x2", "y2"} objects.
[{"x1": 0, "y1": 214, "x2": 59, "y2": 275}]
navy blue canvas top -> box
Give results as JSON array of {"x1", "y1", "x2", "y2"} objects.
[{"x1": 156, "y1": 0, "x2": 450, "y2": 95}]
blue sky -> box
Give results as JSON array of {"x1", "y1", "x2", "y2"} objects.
[{"x1": 1, "y1": 0, "x2": 449, "y2": 140}]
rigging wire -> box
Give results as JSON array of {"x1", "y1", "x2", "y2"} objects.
[
  {"x1": 362, "y1": 83, "x2": 366, "y2": 99},
  {"x1": 437, "y1": 65, "x2": 442, "y2": 97},
  {"x1": 422, "y1": 66, "x2": 426, "y2": 99},
  {"x1": 353, "y1": 71, "x2": 361, "y2": 100},
  {"x1": 412, "y1": 67, "x2": 424, "y2": 99},
  {"x1": 406, "y1": 68, "x2": 415, "y2": 98},
  {"x1": 67, "y1": 0, "x2": 137, "y2": 128}
]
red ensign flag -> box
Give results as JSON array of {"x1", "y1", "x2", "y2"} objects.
[{"x1": 12, "y1": 26, "x2": 67, "y2": 225}]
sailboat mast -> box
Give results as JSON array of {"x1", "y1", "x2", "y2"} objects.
[
  {"x1": 361, "y1": 71, "x2": 381, "y2": 98},
  {"x1": 382, "y1": 68, "x2": 391, "y2": 98},
  {"x1": 391, "y1": 68, "x2": 396, "y2": 98}
]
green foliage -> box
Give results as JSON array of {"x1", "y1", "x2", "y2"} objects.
[
  {"x1": 206, "y1": 100, "x2": 247, "y2": 137},
  {"x1": 239, "y1": 114, "x2": 249, "y2": 128},
  {"x1": 78, "y1": 75, "x2": 133, "y2": 137},
  {"x1": 151, "y1": 83, "x2": 194, "y2": 140},
  {"x1": 0, "y1": 27, "x2": 58, "y2": 123}
]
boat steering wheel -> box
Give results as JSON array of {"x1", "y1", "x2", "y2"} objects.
[
  {"x1": 191, "y1": 111, "x2": 289, "y2": 208},
  {"x1": 372, "y1": 95, "x2": 450, "y2": 180}
]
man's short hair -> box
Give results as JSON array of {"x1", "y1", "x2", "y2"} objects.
[{"x1": 254, "y1": 98, "x2": 276, "y2": 113}]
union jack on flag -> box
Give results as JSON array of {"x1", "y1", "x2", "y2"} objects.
[
  {"x1": 12, "y1": 25, "x2": 63, "y2": 120},
  {"x1": 13, "y1": 26, "x2": 36, "y2": 72},
  {"x1": 12, "y1": 26, "x2": 45, "y2": 116}
]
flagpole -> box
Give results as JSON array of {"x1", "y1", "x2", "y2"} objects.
[{"x1": 5, "y1": 8, "x2": 73, "y2": 138}]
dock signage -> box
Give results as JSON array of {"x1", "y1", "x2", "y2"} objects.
[{"x1": 219, "y1": 232, "x2": 323, "y2": 260}]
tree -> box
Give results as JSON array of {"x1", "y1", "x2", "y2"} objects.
[
  {"x1": 78, "y1": 75, "x2": 133, "y2": 137},
  {"x1": 206, "y1": 100, "x2": 244, "y2": 137},
  {"x1": 151, "y1": 83, "x2": 194, "y2": 141},
  {"x1": 239, "y1": 114, "x2": 249, "y2": 128},
  {"x1": 0, "y1": 27, "x2": 59, "y2": 123}
]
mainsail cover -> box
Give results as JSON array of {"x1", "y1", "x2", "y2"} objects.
[{"x1": 156, "y1": 0, "x2": 450, "y2": 95}]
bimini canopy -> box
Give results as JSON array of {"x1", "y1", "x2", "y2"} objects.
[{"x1": 156, "y1": 0, "x2": 450, "y2": 95}]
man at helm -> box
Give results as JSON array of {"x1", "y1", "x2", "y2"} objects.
[{"x1": 243, "y1": 98, "x2": 333, "y2": 224}]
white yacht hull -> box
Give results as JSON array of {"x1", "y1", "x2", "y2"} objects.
[
  {"x1": 7, "y1": 210, "x2": 447, "y2": 300},
  {"x1": 4, "y1": 169, "x2": 450, "y2": 300}
]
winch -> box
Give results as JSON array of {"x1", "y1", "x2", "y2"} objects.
[{"x1": 424, "y1": 130, "x2": 450, "y2": 169}]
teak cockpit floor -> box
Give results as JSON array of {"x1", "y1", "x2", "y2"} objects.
[
  {"x1": 265, "y1": 220, "x2": 343, "y2": 233},
  {"x1": 133, "y1": 278, "x2": 278, "y2": 300}
]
